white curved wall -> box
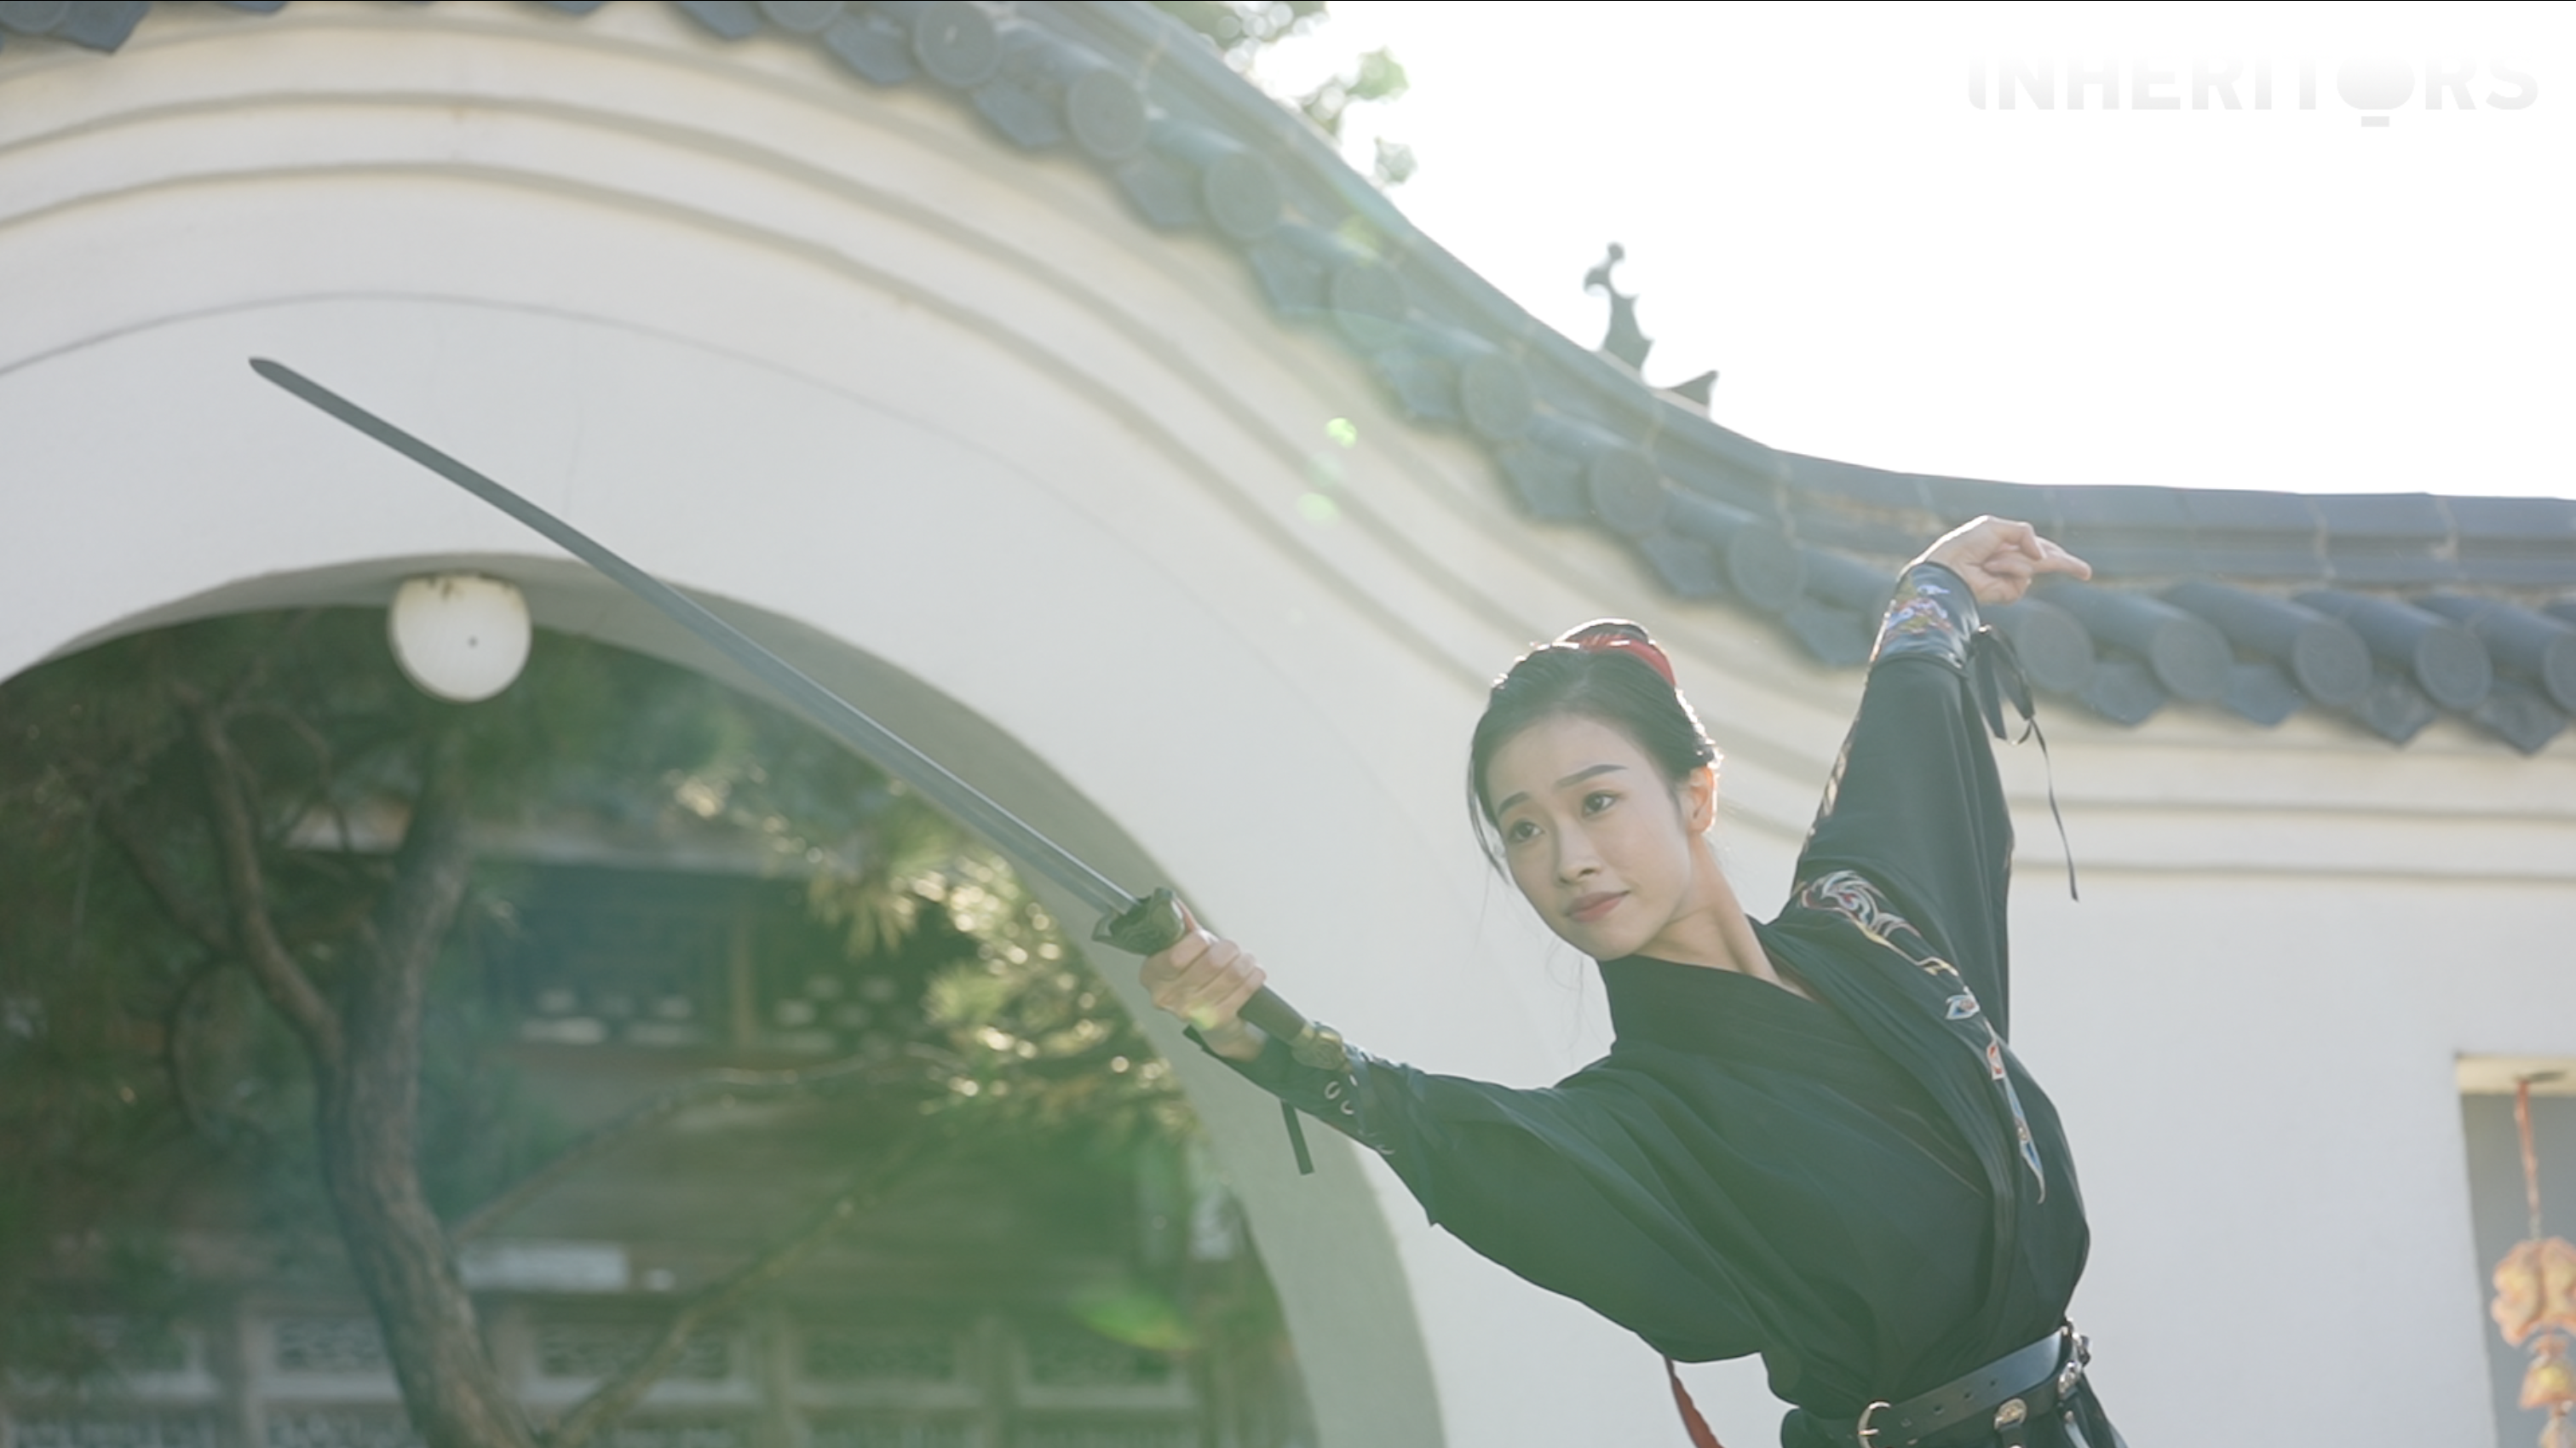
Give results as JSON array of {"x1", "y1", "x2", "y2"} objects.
[{"x1": 6, "y1": 7, "x2": 2575, "y2": 1445}]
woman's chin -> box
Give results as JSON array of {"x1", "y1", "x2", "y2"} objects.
[{"x1": 1550, "y1": 918, "x2": 1644, "y2": 961}]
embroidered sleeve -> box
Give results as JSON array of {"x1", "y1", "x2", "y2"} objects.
[{"x1": 1872, "y1": 561, "x2": 1981, "y2": 670}]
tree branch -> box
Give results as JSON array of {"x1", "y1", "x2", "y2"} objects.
[
  {"x1": 349, "y1": 727, "x2": 474, "y2": 1069},
  {"x1": 162, "y1": 956, "x2": 233, "y2": 1142},
  {"x1": 542, "y1": 1133, "x2": 946, "y2": 1448},
  {"x1": 181, "y1": 689, "x2": 342, "y2": 1066},
  {"x1": 100, "y1": 802, "x2": 230, "y2": 956},
  {"x1": 307, "y1": 725, "x2": 538, "y2": 1448},
  {"x1": 452, "y1": 1045, "x2": 954, "y2": 1242}
]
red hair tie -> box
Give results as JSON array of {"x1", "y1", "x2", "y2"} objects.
[{"x1": 1562, "y1": 619, "x2": 1677, "y2": 689}]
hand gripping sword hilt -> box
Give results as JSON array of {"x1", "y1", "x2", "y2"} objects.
[{"x1": 1095, "y1": 888, "x2": 1337, "y2": 1067}]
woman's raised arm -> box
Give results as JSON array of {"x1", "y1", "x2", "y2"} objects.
[{"x1": 1790, "y1": 517, "x2": 2089, "y2": 1033}]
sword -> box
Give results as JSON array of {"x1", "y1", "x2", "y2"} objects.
[{"x1": 249, "y1": 358, "x2": 1336, "y2": 1066}]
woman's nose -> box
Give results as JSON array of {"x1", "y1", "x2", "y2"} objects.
[{"x1": 1554, "y1": 830, "x2": 1600, "y2": 881}]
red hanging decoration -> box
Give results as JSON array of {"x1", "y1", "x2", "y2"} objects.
[{"x1": 2492, "y1": 1077, "x2": 2576, "y2": 1448}]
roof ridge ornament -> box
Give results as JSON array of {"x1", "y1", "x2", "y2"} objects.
[
  {"x1": 1584, "y1": 243, "x2": 1718, "y2": 409},
  {"x1": 1584, "y1": 242, "x2": 1652, "y2": 372}
]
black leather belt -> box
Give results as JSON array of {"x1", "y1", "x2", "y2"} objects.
[{"x1": 1835, "y1": 1327, "x2": 2089, "y2": 1448}]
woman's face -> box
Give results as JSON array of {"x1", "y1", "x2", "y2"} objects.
[{"x1": 1483, "y1": 712, "x2": 1716, "y2": 962}]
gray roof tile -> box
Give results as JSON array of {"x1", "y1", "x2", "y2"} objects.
[
  {"x1": 2163, "y1": 582, "x2": 2371, "y2": 707},
  {"x1": 2076, "y1": 658, "x2": 2167, "y2": 727},
  {"x1": 2297, "y1": 589, "x2": 2493, "y2": 710},
  {"x1": 1633, "y1": 534, "x2": 1727, "y2": 601},
  {"x1": 911, "y1": 1, "x2": 1003, "y2": 89},
  {"x1": 2350, "y1": 669, "x2": 2442, "y2": 744},
  {"x1": 1779, "y1": 600, "x2": 1873, "y2": 669},
  {"x1": 2418, "y1": 593, "x2": 2576, "y2": 712},
  {"x1": 2222, "y1": 661, "x2": 2303, "y2": 727},
  {"x1": 2038, "y1": 579, "x2": 2232, "y2": 703},
  {"x1": 675, "y1": 0, "x2": 760, "y2": 41},
  {"x1": 1986, "y1": 599, "x2": 2096, "y2": 696},
  {"x1": 1665, "y1": 495, "x2": 1799, "y2": 612},
  {"x1": 1794, "y1": 546, "x2": 1900, "y2": 614},
  {"x1": 2473, "y1": 681, "x2": 2568, "y2": 756},
  {"x1": 59, "y1": 0, "x2": 147, "y2": 50}
]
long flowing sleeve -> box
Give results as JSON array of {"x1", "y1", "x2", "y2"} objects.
[
  {"x1": 1791, "y1": 563, "x2": 2017, "y2": 1032},
  {"x1": 1205, "y1": 1026, "x2": 1814, "y2": 1364}
]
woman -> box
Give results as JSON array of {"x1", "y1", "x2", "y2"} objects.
[{"x1": 1141, "y1": 518, "x2": 2121, "y2": 1448}]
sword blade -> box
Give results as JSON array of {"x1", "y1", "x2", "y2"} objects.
[
  {"x1": 249, "y1": 357, "x2": 1138, "y2": 920},
  {"x1": 250, "y1": 359, "x2": 1322, "y2": 1066}
]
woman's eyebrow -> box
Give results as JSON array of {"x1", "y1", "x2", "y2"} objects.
[{"x1": 1494, "y1": 763, "x2": 1627, "y2": 818}]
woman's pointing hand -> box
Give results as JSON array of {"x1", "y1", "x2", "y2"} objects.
[{"x1": 1917, "y1": 515, "x2": 2092, "y2": 606}]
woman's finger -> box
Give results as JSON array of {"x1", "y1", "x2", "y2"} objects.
[
  {"x1": 1176, "y1": 954, "x2": 1262, "y2": 1030},
  {"x1": 1142, "y1": 928, "x2": 1210, "y2": 985},
  {"x1": 1210, "y1": 961, "x2": 1268, "y2": 1019},
  {"x1": 1169, "y1": 939, "x2": 1254, "y2": 1004},
  {"x1": 2035, "y1": 539, "x2": 2094, "y2": 579},
  {"x1": 1140, "y1": 916, "x2": 1222, "y2": 1012}
]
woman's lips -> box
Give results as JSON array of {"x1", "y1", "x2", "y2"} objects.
[{"x1": 1567, "y1": 891, "x2": 1624, "y2": 924}]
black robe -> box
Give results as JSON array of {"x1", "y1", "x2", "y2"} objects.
[{"x1": 1216, "y1": 568, "x2": 2113, "y2": 1445}]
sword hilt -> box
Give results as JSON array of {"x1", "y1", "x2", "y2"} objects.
[
  {"x1": 1094, "y1": 888, "x2": 1343, "y2": 1069},
  {"x1": 1092, "y1": 886, "x2": 1189, "y2": 954}
]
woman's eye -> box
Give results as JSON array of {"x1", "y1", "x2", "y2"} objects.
[
  {"x1": 1583, "y1": 791, "x2": 1619, "y2": 814},
  {"x1": 1503, "y1": 819, "x2": 1540, "y2": 844}
]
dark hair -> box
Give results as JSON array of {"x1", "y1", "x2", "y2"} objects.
[{"x1": 1465, "y1": 620, "x2": 1718, "y2": 859}]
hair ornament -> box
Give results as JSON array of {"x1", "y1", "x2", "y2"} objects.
[{"x1": 1561, "y1": 619, "x2": 1677, "y2": 690}]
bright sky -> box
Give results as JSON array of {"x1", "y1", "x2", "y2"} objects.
[{"x1": 1252, "y1": 2, "x2": 2575, "y2": 501}]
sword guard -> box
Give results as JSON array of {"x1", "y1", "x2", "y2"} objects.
[{"x1": 1094, "y1": 888, "x2": 1188, "y2": 955}]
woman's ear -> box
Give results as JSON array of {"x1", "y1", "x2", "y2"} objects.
[{"x1": 1680, "y1": 764, "x2": 1717, "y2": 835}]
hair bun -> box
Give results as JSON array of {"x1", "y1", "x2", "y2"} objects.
[{"x1": 1560, "y1": 619, "x2": 1676, "y2": 690}]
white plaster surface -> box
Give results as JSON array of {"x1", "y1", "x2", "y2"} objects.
[{"x1": 5, "y1": 6, "x2": 2574, "y2": 1445}]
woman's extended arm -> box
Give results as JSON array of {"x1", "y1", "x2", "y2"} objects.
[
  {"x1": 1791, "y1": 518, "x2": 2089, "y2": 1033},
  {"x1": 1136, "y1": 921, "x2": 1779, "y2": 1363}
]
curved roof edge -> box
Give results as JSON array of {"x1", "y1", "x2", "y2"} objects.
[{"x1": 9, "y1": 0, "x2": 2574, "y2": 752}]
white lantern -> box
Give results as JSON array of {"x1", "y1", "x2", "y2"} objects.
[{"x1": 387, "y1": 573, "x2": 532, "y2": 703}]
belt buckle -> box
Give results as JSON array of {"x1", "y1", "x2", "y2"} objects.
[
  {"x1": 2054, "y1": 1330, "x2": 2090, "y2": 1399},
  {"x1": 1854, "y1": 1399, "x2": 1891, "y2": 1447}
]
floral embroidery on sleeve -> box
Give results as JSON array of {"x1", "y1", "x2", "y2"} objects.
[
  {"x1": 1797, "y1": 869, "x2": 2047, "y2": 1200},
  {"x1": 1873, "y1": 564, "x2": 1979, "y2": 669}
]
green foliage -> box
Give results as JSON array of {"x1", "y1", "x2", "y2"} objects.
[
  {"x1": 0, "y1": 608, "x2": 1202, "y2": 1382},
  {"x1": 1150, "y1": 0, "x2": 1326, "y2": 66},
  {"x1": 1295, "y1": 45, "x2": 1407, "y2": 138},
  {"x1": 898, "y1": 849, "x2": 1187, "y2": 1148},
  {"x1": 1151, "y1": 1, "x2": 1417, "y2": 187},
  {"x1": 1366, "y1": 136, "x2": 1412, "y2": 190}
]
